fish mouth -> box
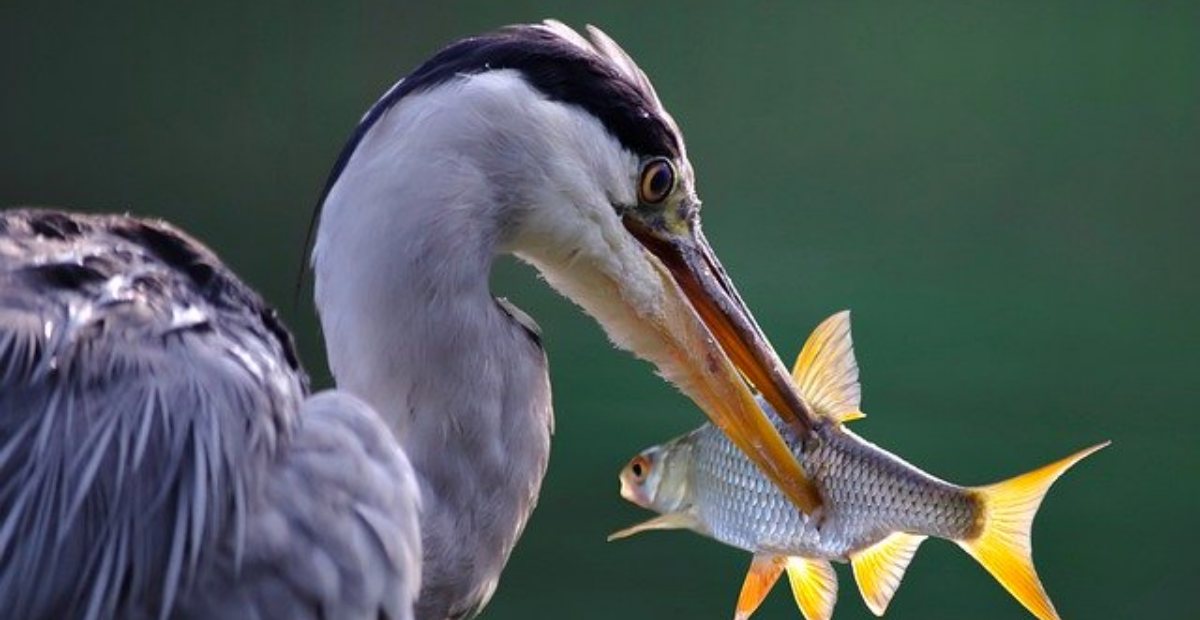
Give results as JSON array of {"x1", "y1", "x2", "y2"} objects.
[
  {"x1": 624, "y1": 215, "x2": 822, "y2": 514},
  {"x1": 617, "y1": 475, "x2": 647, "y2": 507}
]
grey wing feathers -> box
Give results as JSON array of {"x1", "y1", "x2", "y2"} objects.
[
  {"x1": 177, "y1": 391, "x2": 421, "y2": 620},
  {"x1": 0, "y1": 210, "x2": 418, "y2": 619}
]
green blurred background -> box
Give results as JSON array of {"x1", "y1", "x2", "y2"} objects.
[{"x1": 2, "y1": 1, "x2": 1196, "y2": 618}]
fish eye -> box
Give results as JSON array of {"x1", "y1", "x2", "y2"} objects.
[
  {"x1": 629, "y1": 455, "x2": 651, "y2": 482},
  {"x1": 638, "y1": 158, "x2": 675, "y2": 205}
]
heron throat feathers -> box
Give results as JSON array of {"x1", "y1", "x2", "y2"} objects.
[{"x1": 313, "y1": 68, "x2": 661, "y2": 421}]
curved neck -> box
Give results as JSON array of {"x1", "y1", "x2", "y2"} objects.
[
  {"x1": 313, "y1": 173, "x2": 502, "y2": 421},
  {"x1": 310, "y1": 83, "x2": 553, "y2": 616}
]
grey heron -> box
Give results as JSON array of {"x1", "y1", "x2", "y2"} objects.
[{"x1": 0, "y1": 21, "x2": 824, "y2": 619}]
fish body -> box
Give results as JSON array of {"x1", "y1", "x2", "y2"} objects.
[
  {"x1": 686, "y1": 415, "x2": 976, "y2": 560},
  {"x1": 612, "y1": 312, "x2": 1107, "y2": 620}
]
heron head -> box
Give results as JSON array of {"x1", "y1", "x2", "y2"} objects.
[
  {"x1": 499, "y1": 22, "x2": 819, "y2": 510},
  {"x1": 314, "y1": 21, "x2": 819, "y2": 512}
]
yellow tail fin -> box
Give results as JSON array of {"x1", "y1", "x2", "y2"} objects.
[{"x1": 956, "y1": 441, "x2": 1109, "y2": 620}]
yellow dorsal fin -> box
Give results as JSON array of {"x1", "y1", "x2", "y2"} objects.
[
  {"x1": 784, "y1": 556, "x2": 838, "y2": 620},
  {"x1": 956, "y1": 441, "x2": 1109, "y2": 620},
  {"x1": 792, "y1": 311, "x2": 864, "y2": 424},
  {"x1": 606, "y1": 511, "x2": 699, "y2": 542},
  {"x1": 849, "y1": 532, "x2": 927, "y2": 616}
]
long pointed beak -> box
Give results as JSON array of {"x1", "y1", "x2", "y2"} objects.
[{"x1": 624, "y1": 216, "x2": 823, "y2": 514}]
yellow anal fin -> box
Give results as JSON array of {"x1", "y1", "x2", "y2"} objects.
[
  {"x1": 850, "y1": 532, "x2": 927, "y2": 616},
  {"x1": 791, "y1": 311, "x2": 865, "y2": 424},
  {"x1": 606, "y1": 512, "x2": 698, "y2": 542},
  {"x1": 956, "y1": 441, "x2": 1109, "y2": 620},
  {"x1": 734, "y1": 554, "x2": 785, "y2": 620},
  {"x1": 785, "y1": 556, "x2": 838, "y2": 620}
]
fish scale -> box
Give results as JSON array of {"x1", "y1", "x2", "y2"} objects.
[
  {"x1": 689, "y1": 408, "x2": 978, "y2": 560},
  {"x1": 612, "y1": 311, "x2": 1107, "y2": 620}
]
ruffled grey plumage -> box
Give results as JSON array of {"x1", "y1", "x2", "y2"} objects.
[{"x1": 0, "y1": 209, "x2": 421, "y2": 619}]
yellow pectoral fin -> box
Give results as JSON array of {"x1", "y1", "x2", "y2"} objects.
[
  {"x1": 791, "y1": 311, "x2": 865, "y2": 424},
  {"x1": 850, "y1": 532, "x2": 928, "y2": 616},
  {"x1": 734, "y1": 554, "x2": 785, "y2": 620},
  {"x1": 606, "y1": 512, "x2": 698, "y2": 542},
  {"x1": 784, "y1": 556, "x2": 838, "y2": 620}
]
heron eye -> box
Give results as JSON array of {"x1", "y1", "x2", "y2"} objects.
[
  {"x1": 638, "y1": 158, "x2": 675, "y2": 205},
  {"x1": 630, "y1": 456, "x2": 651, "y2": 482}
]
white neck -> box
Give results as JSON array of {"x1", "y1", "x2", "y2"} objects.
[{"x1": 311, "y1": 73, "x2": 556, "y2": 616}]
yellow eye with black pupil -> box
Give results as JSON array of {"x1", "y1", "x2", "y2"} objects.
[{"x1": 638, "y1": 159, "x2": 675, "y2": 204}]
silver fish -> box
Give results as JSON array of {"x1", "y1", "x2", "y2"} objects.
[{"x1": 611, "y1": 311, "x2": 1107, "y2": 620}]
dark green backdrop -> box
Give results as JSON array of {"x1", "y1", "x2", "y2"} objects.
[{"x1": 2, "y1": 2, "x2": 1195, "y2": 618}]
